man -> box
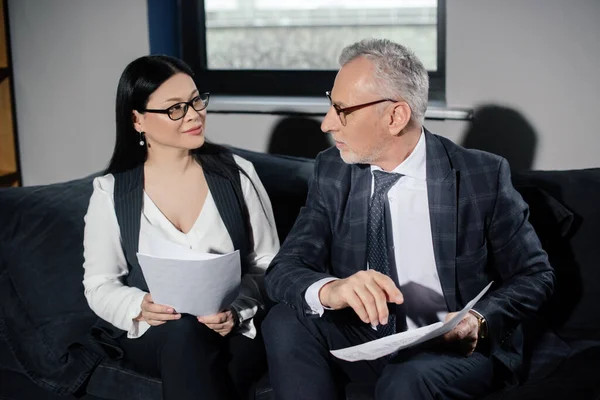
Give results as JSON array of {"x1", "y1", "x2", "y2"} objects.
[{"x1": 262, "y1": 38, "x2": 554, "y2": 400}]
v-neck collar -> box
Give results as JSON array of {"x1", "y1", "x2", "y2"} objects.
[{"x1": 142, "y1": 190, "x2": 214, "y2": 236}]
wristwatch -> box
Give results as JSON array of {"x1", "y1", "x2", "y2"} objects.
[{"x1": 468, "y1": 309, "x2": 488, "y2": 340}]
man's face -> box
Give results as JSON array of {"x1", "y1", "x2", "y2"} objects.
[{"x1": 321, "y1": 57, "x2": 391, "y2": 165}]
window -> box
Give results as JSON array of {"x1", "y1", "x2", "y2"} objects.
[{"x1": 177, "y1": 0, "x2": 445, "y2": 100}]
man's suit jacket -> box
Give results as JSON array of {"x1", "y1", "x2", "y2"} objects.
[{"x1": 265, "y1": 129, "x2": 555, "y2": 381}]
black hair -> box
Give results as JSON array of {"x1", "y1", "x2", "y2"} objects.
[{"x1": 105, "y1": 55, "x2": 268, "y2": 223}]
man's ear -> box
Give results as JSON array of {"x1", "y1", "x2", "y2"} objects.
[
  {"x1": 388, "y1": 101, "x2": 412, "y2": 136},
  {"x1": 132, "y1": 110, "x2": 144, "y2": 133}
]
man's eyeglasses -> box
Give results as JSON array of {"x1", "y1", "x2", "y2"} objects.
[
  {"x1": 325, "y1": 91, "x2": 397, "y2": 126},
  {"x1": 142, "y1": 92, "x2": 210, "y2": 121}
]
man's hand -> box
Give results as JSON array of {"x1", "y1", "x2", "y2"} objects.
[
  {"x1": 441, "y1": 312, "x2": 479, "y2": 356},
  {"x1": 198, "y1": 310, "x2": 236, "y2": 337},
  {"x1": 135, "y1": 293, "x2": 181, "y2": 326},
  {"x1": 319, "y1": 270, "x2": 403, "y2": 326}
]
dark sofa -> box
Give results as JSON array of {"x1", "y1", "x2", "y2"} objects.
[{"x1": 1, "y1": 147, "x2": 599, "y2": 400}]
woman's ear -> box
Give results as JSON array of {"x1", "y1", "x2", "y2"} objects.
[
  {"x1": 132, "y1": 110, "x2": 144, "y2": 133},
  {"x1": 388, "y1": 102, "x2": 412, "y2": 136}
]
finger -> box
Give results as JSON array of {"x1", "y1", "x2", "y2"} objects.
[
  {"x1": 203, "y1": 322, "x2": 229, "y2": 331},
  {"x1": 372, "y1": 274, "x2": 403, "y2": 304},
  {"x1": 143, "y1": 311, "x2": 181, "y2": 321},
  {"x1": 345, "y1": 291, "x2": 370, "y2": 324},
  {"x1": 146, "y1": 319, "x2": 166, "y2": 327},
  {"x1": 443, "y1": 326, "x2": 464, "y2": 342},
  {"x1": 444, "y1": 312, "x2": 458, "y2": 323},
  {"x1": 354, "y1": 286, "x2": 379, "y2": 325},
  {"x1": 144, "y1": 302, "x2": 176, "y2": 314},
  {"x1": 198, "y1": 313, "x2": 229, "y2": 324},
  {"x1": 364, "y1": 282, "x2": 390, "y2": 325}
]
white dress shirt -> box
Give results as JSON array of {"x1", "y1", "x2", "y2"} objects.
[
  {"x1": 83, "y1": 155, "x2": 279, "y2": 339},
  {"x1": 305, "y1": 130, "x2": 447, "y2": 330}
]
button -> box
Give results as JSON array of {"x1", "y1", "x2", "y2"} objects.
[{"x1": 389, "y1": 197, "x2": 395, "y2": 202}]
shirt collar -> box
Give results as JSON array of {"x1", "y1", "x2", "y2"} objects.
[{"x1": 370, "y1": 127, "x2": 426, "y2": 181}]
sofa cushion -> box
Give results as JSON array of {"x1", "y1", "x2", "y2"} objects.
[
  {"x1": 86, "y1": 359, "x2": 161, "y2": 400},
  {"x1": 513, "y1": 168, "x2": 600, "y2": 339},
  {"x1": 0, "y1": 337, "x2": 22, "y2": 373},
  {"x1": 0, "y1": 178, "x2": 102, "y2": 394}
]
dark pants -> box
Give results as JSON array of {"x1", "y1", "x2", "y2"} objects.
[
  {"x1": 117, "y1": 314, "x2": 266, "y2": 400},
  {"x1": 263, "y1": 304, "x2": 495, "y2": 400}
]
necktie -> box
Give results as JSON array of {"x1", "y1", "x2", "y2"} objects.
[{"x1": 367, "y1": 170, "x2": 402, "y2": 337}]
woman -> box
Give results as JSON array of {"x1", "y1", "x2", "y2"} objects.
[{"x1": 82, "y1": 55, "x2": 279, "y2": 400}]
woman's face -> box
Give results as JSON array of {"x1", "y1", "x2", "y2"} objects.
[{"x1": 134, "y1": 73, "x2": 207, "y2": 151}]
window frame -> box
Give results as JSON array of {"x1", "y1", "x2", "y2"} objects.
[{"x1": 177, "y1": 0, "x2": 446, "y2": 102}]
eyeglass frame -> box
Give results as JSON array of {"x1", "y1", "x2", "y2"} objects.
[
  {"x1": 141, "y1": 92, "x2": 210, "y2": 121},
  {"x1": 325, "y1": 90, "x2": 399, "y2": 126}
]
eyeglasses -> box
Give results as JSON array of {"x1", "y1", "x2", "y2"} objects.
[
  {"x1": 325, "y1": 91, "x2": 397, "y2": 126},
  {"x1": 142, "y1": 92, "x2": 210, "y2": 121}
]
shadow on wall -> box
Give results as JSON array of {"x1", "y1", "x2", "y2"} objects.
[
  {"x1": 462, "y1": 105, "x2": 538, "y2": 171},
  {"x1": 267, "y1": 116, "x2": 331, "y2": 159}
]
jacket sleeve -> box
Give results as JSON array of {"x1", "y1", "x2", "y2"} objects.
[
  {"x1": 475, "y1": 158, "x2": 555, "y2": 350},
  {"x1": 265, "y1": 153, "x2": 337, "y2": 315}
]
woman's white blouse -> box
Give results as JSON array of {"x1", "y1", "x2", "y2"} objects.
[{"x1": 82, "y1": 155, "x2": 279, "y2": 339}]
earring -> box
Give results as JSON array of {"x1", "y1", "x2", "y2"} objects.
[{"x1": 139, "y1": 131, "x2": 145, "y2": 146}]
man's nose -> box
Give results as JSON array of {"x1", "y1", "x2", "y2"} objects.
[{"x1": 321, "y1": 107, "x2": 339, "y2": 133}]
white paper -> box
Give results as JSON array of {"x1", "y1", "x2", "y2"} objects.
[
  {"x1": 330, "y1": 281, "x2": 493, "y2": 362},
  {"x1": 137, "y1": 245, "x2": 241, "y2": 317}
]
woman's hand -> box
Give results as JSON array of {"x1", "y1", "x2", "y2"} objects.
[
  {"x1": 135, "y1": 293, "x2": 181, "y2": 326},
  {"x1": 198, "y1": 309, "x2": 237, "y2": 336}
]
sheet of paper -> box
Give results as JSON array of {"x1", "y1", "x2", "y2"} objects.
[
  {"x1": 330, "y1": 281, "x2": 493, "y2": 362},
  {"x1": 137, "y1": 249, "x2": 241, "y2": 317},
  {"x1": 140, "y1": 231, "x2": 225, "y2": 261}
]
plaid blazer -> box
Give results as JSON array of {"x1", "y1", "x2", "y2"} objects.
[{"x1": 265, "y1": 129, "x2": 555, "y2": 378}]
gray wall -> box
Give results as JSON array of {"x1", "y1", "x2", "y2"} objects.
[
  {"x1": 444, "y1": 0, "x2": 600, "y2": 171},
  {"x1": 9, "y1": 0, "x2": 149, "y2": 185},
  {"x1": 9, "y1": 0, "x2": 600, "y2": 185}
]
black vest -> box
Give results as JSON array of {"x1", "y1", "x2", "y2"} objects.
[{"x1": 91, "y1": 153, "x2": 251, "y2": 358}]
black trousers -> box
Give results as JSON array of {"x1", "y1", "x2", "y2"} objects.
[
  {"x1": 263, "y1": 303, "x2": 496, "y2": 400},
  {"x1": 117, "y1": 314, "x2": 266, "y2": 400}
]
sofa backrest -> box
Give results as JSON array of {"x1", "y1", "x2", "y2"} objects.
[
  {"x1": 0, "y1": 177, "x2": 101, "y2": 392},
  {"x1": 232, "y1": 148, "x2": 315, "y2": 241}
]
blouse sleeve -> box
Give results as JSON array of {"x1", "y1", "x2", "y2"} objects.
[
  {"x1": 82, "y1": 175, "x2": 150, "y2": 338},
  {"x1": 230, "y1": 155, "x2": 280, "y2": 338}
]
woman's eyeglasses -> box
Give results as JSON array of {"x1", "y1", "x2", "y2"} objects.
[{"x1": 142, "y1": 92, "x2": 210, "y2": 121}]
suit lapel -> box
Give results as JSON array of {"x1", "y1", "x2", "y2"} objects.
[
  {"x1": 348, "y1": 164, "x2": 372, "y2": 273},
  {"x1": 425, "y1": 130, "x2": 458, "y2": 311}
]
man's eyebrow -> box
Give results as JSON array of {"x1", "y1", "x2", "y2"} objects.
[{"x1": 331, "y1": 98, "x2": 347, "y2": 108}]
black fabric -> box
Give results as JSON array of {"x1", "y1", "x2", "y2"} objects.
[
  {"x1": 0, "y1": 178, "x2": 103, "y2": 395},
  {"x1": 0, "y1": 368, "x2": 105, "y2": 400},
  {"x1": 115, "y1": 315, "x2": 266, "y2": 400},
  {"x1": 0, "y1": 336, "x2": 22, "y2": 373},
  {"x1": 263, "y1": 303, "x2": 495, "y2": 400},
  {"x1": 91, "y1": 152, "x2": 252, "y2": 357},
  {"x1": 513, "y1": 169, "x2": 600, "y2": 339},
  {"x1": 263, "y1": 303, "x2": 383, "y2": 399}
]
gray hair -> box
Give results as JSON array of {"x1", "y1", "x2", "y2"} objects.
[{"x1": 339, "y1": 38, "x2": 429, "y2": 124}]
